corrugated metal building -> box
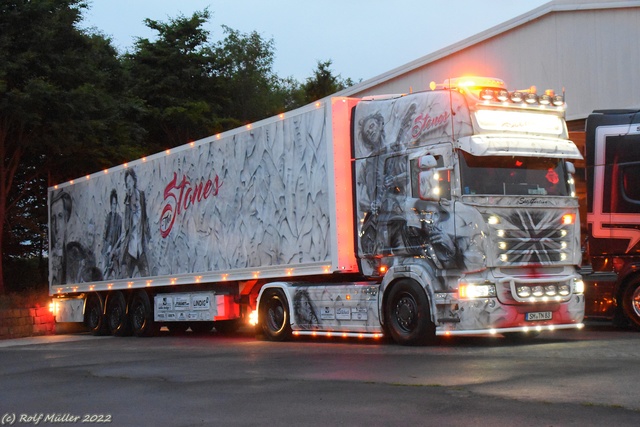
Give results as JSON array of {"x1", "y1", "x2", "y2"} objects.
[
  {"x1": 340, "y1": 0, "x2": 640, "y2": 132},
  {"x1": 338, "y1": 0, "x2": 640, "y2": 234}
]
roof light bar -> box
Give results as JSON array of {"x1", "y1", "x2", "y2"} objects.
[{"x1": 431, "y1": 76, "x2": 565, "y2": 107}]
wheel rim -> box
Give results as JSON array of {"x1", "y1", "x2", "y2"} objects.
[
  {"x1": 266, "y1": 299, "x2": 285, "y2": 333},
  {"x1": 132, "y1": 302, "x2": 145, "y2": 330},
  {"x1": 88, "y1": 304, "x2": 100, "y2": 329},
  {"x1": 394, "y1": 293, "x2": 418, "y2": 333},
  {"x1": 632, "y1": 286, "x2": 640, "y2": 317},
  {"x1": 109, "y1": 304, "x2": 123, "y2": 330}
]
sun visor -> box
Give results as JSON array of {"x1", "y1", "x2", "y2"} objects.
[{"x1": 457, "y1": 135, "x2": 583, "y2": 159}]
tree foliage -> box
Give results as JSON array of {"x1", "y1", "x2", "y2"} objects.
[
  {"x1": 302, "y1": 60, "x2": 355, "y2": 104},
  {"x1": 124, "y1": 10, "x2": 221, "y2": 152},
  {"x1": 213, "y1": 25, "x2": 288, "y2": 126},
  {"x1": 0, "y1": 1, "x2": 356, "y2": 293},
  {"x1": 0, "y1": 0, "x2": 143, "y2": 293}
]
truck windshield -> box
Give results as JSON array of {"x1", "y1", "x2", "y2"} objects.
[{"x1": 459, "y1": 151, "x2": 569, "y2": 196}]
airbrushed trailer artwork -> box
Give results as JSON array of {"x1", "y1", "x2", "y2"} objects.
[
  {"x1": 50, "y1": 77, "x2": 586, "y2": 344},
  {"x1": 50, "y1": 101, "x2": 341, "y2": 285}
]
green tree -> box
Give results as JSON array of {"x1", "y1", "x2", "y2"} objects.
[
  {"x1": 301, "y1": 60, "x2": 356, "y2": 104},
  {"x1": 0, "y1": 0, "x2": 143, "y2": 293},
  {"x1": 124, "y1": 10, "x2": 222, "y2": 152},
  {"x1": 125, "y1": 12, "x2": 299, "y2": 149},
  {"x1": 213, "y1": 25, "x2": 290, "y2": 127}
]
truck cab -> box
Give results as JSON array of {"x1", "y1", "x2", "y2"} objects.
[
  {"x1": 582, "y1": 109, "x2": 640, "y2": 329},
  {"x1": 349, "y1": 77, "x2": 585, "y2": 342}
]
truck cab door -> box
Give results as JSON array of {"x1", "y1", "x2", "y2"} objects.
[{"x1": 405, "y1": 146, "x2": 458, "y2": 268}]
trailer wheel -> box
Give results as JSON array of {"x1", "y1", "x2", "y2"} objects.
[
  {"x1": 107, "y1": 291, "x2": 131, "y2": 336},
  {"x1": 85, "y1": 293, "x2": 108, "y2": 336},
  {"x1": 130, "y1": 290, "x2": 158, "y2": 337},
  {"x1": 622, "y1": 280, "x2": 640, "y2": 331},
  {"x1": 384, "y1": 279, "x2": 435, "y2": 346},
  {"x1": 260, "y1": 289, "x2": 292, "y2": 341}
]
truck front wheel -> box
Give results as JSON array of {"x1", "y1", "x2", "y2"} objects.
[
  {"x1": 260, "y1": 289, "x2": 292, "y2": 341},
  {"x1": 622, "y1": 281, "x2": 640, "y2": 331},
  {"x1": 384, "y1": 279, "x2": 435, "y2": 346}
]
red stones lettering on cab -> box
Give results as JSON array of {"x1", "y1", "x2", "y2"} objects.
[
  {"x1": 411, "y1": 110, "x2": 450, "y2": 140},
  {"x1": 160, "y1": 172, "x2": 223, "y2": 238}
]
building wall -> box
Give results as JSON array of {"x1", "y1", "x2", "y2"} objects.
[{"x1": 341, "y1": 2, "x2": 640, "y2": 122}]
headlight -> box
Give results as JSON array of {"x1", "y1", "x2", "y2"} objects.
[
  {"x1": 460, "y1": 283, "x2": 496, "y2": 299},
  {"x1": 574, "y1": 279, "x2": 585, "y2": 294}
]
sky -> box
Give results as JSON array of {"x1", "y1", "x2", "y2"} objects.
[{"x1": 82, "y1": 0, "x2": 550, "y2": 83}]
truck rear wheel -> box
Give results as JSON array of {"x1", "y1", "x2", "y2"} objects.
[
  {"x1": 260, "y1": 288, "x2": 292, "y2": 341},
  {"x1": 622, "y1": 281, "x2": 640, "y2": 331},
  {"x1": 107, "y1": 291, "x2": 131, "y2": 336},
  {"x1": 384, "y1": 279, "x2": 435, "y2": 346},
  {"x1": 85, "y1": 293, "x2": 108, "y2": 336},
  {"x1": 130, "y1": 290, "x2": 158, "y2": 337}
]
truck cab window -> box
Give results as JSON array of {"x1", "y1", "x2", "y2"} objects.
[
  {"x1": 459, "y1": 151, "x2": 569, "y2": 196},
  {"x1": 410, "y1": 155, "x2": 451, "y2": 199},
  {"x1": 620, "y1": 163, "x2": 640, "y2": 205}
]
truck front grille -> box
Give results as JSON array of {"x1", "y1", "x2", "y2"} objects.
[{"x1": 487, "y1": 210, "x2": 574, "y2": 267}]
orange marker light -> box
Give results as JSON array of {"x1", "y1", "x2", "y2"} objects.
[
  {"x1": 562, "y1": 214, "x2": 575, "y2": 225},
  {"x1": 459, "y1": 284, "x2": 468, "y2": 299}
]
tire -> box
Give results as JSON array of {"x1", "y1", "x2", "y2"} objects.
[
  {"x1": 622, "y1": 281, "x2": 640, "y2": 331},
  {"x1": 190, "y1": 322, "x2": 214, "y2": 334},
  {"x1": 106, "y1": 291, "x2": 131, "y2": 336},
  {"x1": 213, "y1": 319, "x2": 241, "y2": 335},
  {"x1": 384, "y1": 279, "x2": 435, "y2": 346},
  {"x1": 84, "y1": 293, "x2": 108, "y2": 336},
  {"x1": 129, "y1": 290, "x2": 158, "y2": 337},
  {"x1": 260, "y1": 289, "x2": 292, "y2": 341}
]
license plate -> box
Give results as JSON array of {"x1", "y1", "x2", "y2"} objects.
[{"x1": 525, "y1": 311, "x2": 552, "y2": 321}]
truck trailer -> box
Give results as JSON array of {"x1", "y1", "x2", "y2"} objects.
[
  {"x1": 50, "y1": 76, "x2": 585, "y2": 345},
  {"x1": 581, "y1": 109, "x2": 640, "y2": 330}
]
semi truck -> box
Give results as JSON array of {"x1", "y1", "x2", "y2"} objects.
[
  {"x1": 49, "y1": 76, "x2": 585, "y2": 345},
  {"x1": 581, "y1": 109, "x2": 640, "y2": 330}
]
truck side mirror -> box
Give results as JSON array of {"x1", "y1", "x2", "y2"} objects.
[
  {"x1": 565, "y1": 161, "x2": 576, "y2": 197},
  {"x1": 419, "y1": 155, "x2": 438, "y2": 170},
  {"x1": 419, "y1": 170, "x2": 441, "y2": 201},
  {"x1": 565, "y1": 161, "x2": 575, "y2": 175}
]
